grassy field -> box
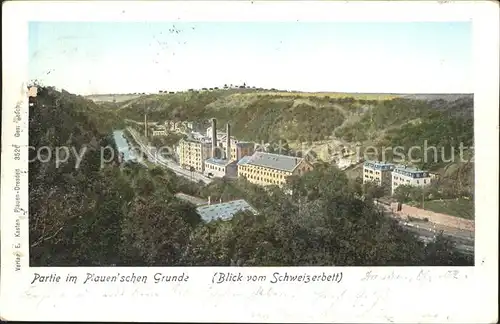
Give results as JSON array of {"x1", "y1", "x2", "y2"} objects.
[
  {"x1": 415, "y1": 198, "x2": 475, "y2": 220},
  {"x1": 239, "y1": 91, "x2": 398, "y2": 100}
]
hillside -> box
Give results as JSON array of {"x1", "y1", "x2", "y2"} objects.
[
  {"x1": 85, "y1": 93, "x2": 144, "y2": 103},
  {"x1": 29, "y1": 87, "x2": 473, "y2": 266}
]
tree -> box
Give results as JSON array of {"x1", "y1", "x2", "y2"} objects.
[
  {"x1": 30, "y1": 86, "x2": 473, "y2": 267},
  {"x1": 393, "y1": 185, "x2": 415, "y2": 203}
]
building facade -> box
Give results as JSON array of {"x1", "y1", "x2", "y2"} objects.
[
  {"x1": 152, "y1": 125, "x2": 167, "y2": 136},
  {"x1": 204, "y1": 158, "x2": 238, "y2": 178},
  {"x1": 196, "y1": 199, "x2": 259, "y2": 222},
  {"x1": 391, "y1": 167, "x2": 432, "y2": 195},
  {"x1": 237, "y1": 152, "x2": 313, "y2": 187},
  {"x1": 178, "y1": 138, "x2": 212, "y2": 172},
  {"x1": 363, "y1": 161, "x2": 395, "y2": 186}
]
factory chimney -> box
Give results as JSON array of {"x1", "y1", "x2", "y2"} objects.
[
  {"x1": 211, "y1": 118, "x2": 217, "y2": 158},
  {"x1": 226, "y1": 123, "x2": 231, "y2": 160},
  {"x1": 144, "y1": 113, "x2": 148, "y2": 137}
]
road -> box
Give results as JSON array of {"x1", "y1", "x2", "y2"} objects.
[
  {"x1": 124, "y1": 126, "x2": 474, "y2": 254},
  {"x1": 125, "y1": 127, "x2": 213, "y2": 185}
]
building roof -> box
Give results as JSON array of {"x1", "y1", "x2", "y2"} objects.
[
  {"x1": 240, "y1": 151, "x2": 303, "y2": 172},
  {"x1": 196, "y1": 199, "x2": 258, "y2": 222},
  {"x1": 205, "y1": 157, "x2": 233, "y2": 166},
  {"x1": 237, "y1": 155, "x2": 253, "y2": 165},
  {"x1": 364, "y1": 160, "x2": 395, "y2": 171},
  {"x1": 394, "y1": 166, "x2": 429, "y2": 174},
  {"x1": 181, "y1": 137, "x2": 211, "y2": 145},
  {"x1": 236, "y1": 141, "x2": 254, "y2": 147}
]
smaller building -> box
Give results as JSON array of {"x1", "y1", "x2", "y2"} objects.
[
  {"x1": 204, "y1": 158, "x2": 238, "y2": 178},
  {"x1": 392, "y1": 166, "x2": 432, "y2": 194},
  {"x1": 218, "y1": 140, "x2": 255, "y2": 162},
  {"x1": 363, "y1": 161, "x2": 395, "y2": 186},
  {"x1": 152, "y1": 130, "x2": 167, "y2": 136},
  {"x1": 233, "y1": 142, "x2": 255, "y2": 162},
  {"x1": 178, "y1": 138, "x2": 212, "y2": 172},
  {"x1": 28, "y1": 86, "x2": 38, "y2": 98},
  {"x1": 196, "y1": 199, "x2": 259, "y2": 222}
]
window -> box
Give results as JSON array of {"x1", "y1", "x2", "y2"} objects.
[
  {"x1": 424, "y1": 179, "x2": 427, "y2": 184},
  {"x1": 416, "y1": 180, "x2": 420, "y2": 184}
]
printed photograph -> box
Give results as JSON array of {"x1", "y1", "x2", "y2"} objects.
[{"x1": 28, "y1": 21, "x2": 474, "y2": 267}]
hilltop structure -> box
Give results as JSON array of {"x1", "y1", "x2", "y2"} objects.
[{"x1": 363, "y1": 161, "x2": 395, "y2": 186}]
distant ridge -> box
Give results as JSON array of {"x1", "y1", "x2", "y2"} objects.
[{"x1": 85, "y1": 91, "x2": 473, "y2": 103}]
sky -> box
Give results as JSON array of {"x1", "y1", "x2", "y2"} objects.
[{"x1": 29, "y1": 21, "x2": 472, "y2": 95}]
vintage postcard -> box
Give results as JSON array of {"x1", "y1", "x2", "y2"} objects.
[{"x1": 1, "y1": 1, "x2": 498, "y2": 322}]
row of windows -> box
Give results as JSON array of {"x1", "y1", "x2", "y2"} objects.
[{"x1": 394, "y1": 177, "x2": 427, "y2": 184}]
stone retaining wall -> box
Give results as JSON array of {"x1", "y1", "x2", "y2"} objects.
[{"x1": 389, "y1": 203, "x2": 475, "y2": 231}]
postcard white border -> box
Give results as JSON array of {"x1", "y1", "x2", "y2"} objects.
[{"x1": 1, "y1": 1, "x2": 498, "y2": 322}]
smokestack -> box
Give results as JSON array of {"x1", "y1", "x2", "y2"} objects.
[
  {"x1": 211, "y1": 118, "x2": 217, "y2": 158},
  {"x1": 208, "y1": 196, "x2": 211, "y2": 205},
  {"x1": 144, "y1": 113, "x2": 148, "y2": 137},
  {"x1": 226, "y1": 123, "x2": 231, "y2": 160}
]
